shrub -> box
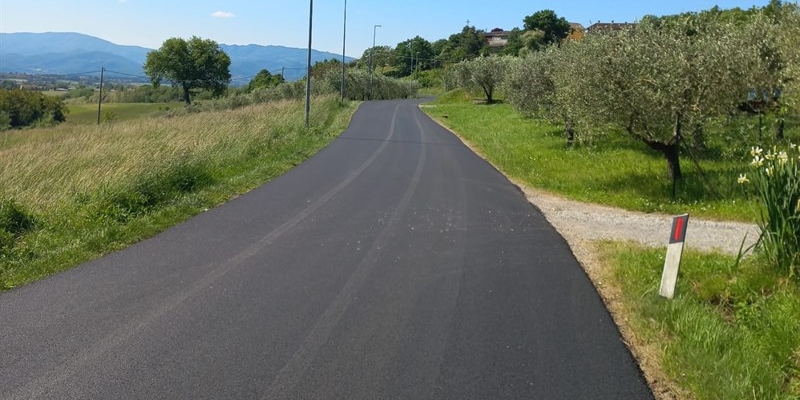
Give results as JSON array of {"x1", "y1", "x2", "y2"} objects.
[
  {"x1": 90, "y1": 160, "x2": 213, "y2": 223},
  {"x1": 0, "y1": 89, "x2": 67, "y2": 128}
]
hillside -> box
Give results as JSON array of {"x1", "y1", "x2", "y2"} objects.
[{"x1": 0, "y1": 32, "x2": 354, "y2": 82}]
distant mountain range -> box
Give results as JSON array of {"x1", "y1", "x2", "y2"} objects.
[{"x1": 0, "y1": 32, "x2": 354, "y2": 83}]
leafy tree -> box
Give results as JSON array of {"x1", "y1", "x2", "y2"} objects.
[
  {"x1": 523, "y1": 10, "x2": 570, "y2": 46},
  {"x1": 437, "y1": 26, "x2": 487, "y2": 62},
  {"x1": 393, "y1": 37, "x2": 434, "y2": 77},
  {"x1": 557, "y1": 16, "x2": 764, "y2": 180},
  {"x1": 454, "y1": 55, "x2": 512, "y2": 103},
  {"x1": 247, "y1": 70, "x2": 284, "y2": 92},
  {"x1": 360, "y1": 46, "x2": 394, "y2": 73},
  {"x1": 308, "y1": 59, "x2": 343, "y2": 80},
  {"x1": 503, "y1": 28, "x2": 525, "y2": 56},
  {"x1": 505, "y1": 48, "x2": 577, "y2": 144},
  {"x1": 519, "y1": 30, "x2": 546, "y2": 55},
  {"x1": 144, "y1": 36, "x2": 231, "y2": 105}
]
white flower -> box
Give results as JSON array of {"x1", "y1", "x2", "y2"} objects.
[
  {"x1": 790, "y1": 143, "x2": 797, "y2": 150},
  {"x1": 737, "y1": 173, "x2": 750, "y2": 184},
  {"x1": 778, "y1": 151, "x2": 789, "y2": 165},
  {"x1": 766, "y1": 167, "x2": 774, "y2": 177},
  {"x1": 751, "y1": 146, "x2": 764, "y2": 157},
  {"x1": 751, "y1": 156, "x2": 764, "y2": 168}
]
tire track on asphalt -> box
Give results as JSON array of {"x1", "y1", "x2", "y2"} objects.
[{"x1": 263, "y1": 105, "x2": 429, "y2": 400}]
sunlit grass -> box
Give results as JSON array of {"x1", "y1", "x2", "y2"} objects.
[{"x1": 598, "y1": 241, "x2": 800, "y2": 400}]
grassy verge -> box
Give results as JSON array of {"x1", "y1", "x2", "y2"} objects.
[
  {"x1": 597, "y1": 241, "x2": 800, "y2": 399},
  {"x1": 0, "y1": 96, "x2": 359, "y2": 290},
  {"x1": 421, "y1": 91, "x2": 790, "y2": 222}
]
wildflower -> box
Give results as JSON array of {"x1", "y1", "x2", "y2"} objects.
[
  {"x1": 766, "y1": 167, "x2": 774, "y2": 177},
  {"x1": 778, "y1": 151, "x2": 789, "y2": 166},
  {"x1": 765, "y1": 150, "x2": 776, "y2": 161},
  {"x1": 791, "y1": 143, "x2": 797, "y2": 150},
  {"x1": 737, "y1": 173, "x2": 750, "y2": 184},
  {"x1": 751, "y1": 146, "x2": 764, "y2": 157},
  {"x1": 751, "y1": 156, "x2": 764, "y2": 168}
]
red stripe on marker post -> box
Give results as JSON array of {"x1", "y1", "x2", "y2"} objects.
[{"x1": 670, "y1": 214, "x2": 689, "y2": 244}]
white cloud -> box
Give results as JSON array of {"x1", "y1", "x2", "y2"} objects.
[{"x1": 211, "y1": 11, "x2": 234, "y2": 18}]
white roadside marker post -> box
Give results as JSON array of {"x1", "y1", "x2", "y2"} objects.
[{"x1": 659, "y1": 214, "x2": 689, "y2": 299}]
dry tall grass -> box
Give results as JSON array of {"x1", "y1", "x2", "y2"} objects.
[{"x1": 0, "y1": 98, "x2": 332, "y2": 212}]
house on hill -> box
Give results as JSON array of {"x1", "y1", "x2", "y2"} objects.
[{"x1": 485, "y1": 28, "x2": 510, "y2": 47}]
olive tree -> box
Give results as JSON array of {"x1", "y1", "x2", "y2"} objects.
[
  {"x1": 144, "y1": 36, "x2": 231, "y2": 105},
  {"x1": 768, "y1": 4, "x2": 800, "y2": 137},
  {"x1": 505, "y1": 48, "x2": 578, "y2": 144},
  {"x1": 453, "y1": 55, "x2": 513, "y2": 104},
  {"x1": 559, "y1": 17, "x2": 761, "y2": 180}
]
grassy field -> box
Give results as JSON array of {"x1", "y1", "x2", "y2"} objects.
[
  {"x1": 422, "y1": 90, "x2": 800, "y2": 399},
  {"x1": 65, "y1": 102, "x2": 186, "y2": 124},
  {"x1": 421, "y1": 90, "x2": 800, "y2": 222},
  {"x1": 0, "y1": 96, "x2": 359, "y2": 290}
]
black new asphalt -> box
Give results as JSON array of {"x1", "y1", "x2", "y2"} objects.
[{"x1": 0, "y1": 100, "x2": 653, "y2": 399}]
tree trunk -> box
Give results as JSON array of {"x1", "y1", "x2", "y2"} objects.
[
  {"x1": 565, "y1": 118, "x2": 575, "y2": 146},
  {"x1": 484, "y1": 87, "x2": 493, "y2": 104},
  {"x1": 664, "y1": 141, "x2": 682, "y2": 181},
  {"x1": 182, "y1": 84, "x2": 191, "y2": 105},
  {"x1": 777, "y1": 117, "x2": 785, "y2": 140},
  {"x1": 691, "y1": 121, "x2": 705, "y2": 152},
  {"x1": 639, "y1": 115, "x2": 683, "y2": 181}
]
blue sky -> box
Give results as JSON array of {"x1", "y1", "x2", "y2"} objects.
[{"x1": 0, "y1": 0, "x2": 780, "y2": 58}]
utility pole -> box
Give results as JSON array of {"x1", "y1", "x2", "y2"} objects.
[
  {"x1": 369, "y1": 24, "x2": 381, "y2": 100},
  {"x1": 305, "y1": 0, "x2": 313, "y2": 127},
  {"x1": 341, "y1": 0, "x2": 347, "y2": 103},
  {"x1": 96, "y1": 67, "x2": 105, "y2": 125}
]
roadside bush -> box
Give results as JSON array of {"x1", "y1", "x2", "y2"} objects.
[
  {"x1": 0, "y1": 89, "x2": 67, "y2": 128},
  {"x1": 320, "y1": 68, "x2": 419, "y2": 101},
  {"x1": 90, "y1": 160, "x2": 213, "y2": 223}
]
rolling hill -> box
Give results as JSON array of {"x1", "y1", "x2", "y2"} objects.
[{"x1": 0, "y1": 32, "x2": 354, "y2": 83}]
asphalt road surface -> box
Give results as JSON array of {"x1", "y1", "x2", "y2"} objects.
[{"x1": 0, "y1": 100, "x2": 653, "y2": 399}]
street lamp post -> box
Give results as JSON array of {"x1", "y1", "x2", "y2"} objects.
[
  {"x1": 415, "y1": 51, "x2": 420, "y2": 78},
  {"x1": 340, "y1": 0, "x2": 347, "y2": 103},
  {"x1": 369, "y1": 24, "x2": 381, "y2": 100},
  {"x1": 409, "y1": 41, "x2": 414, "y2": 77},
  {"x1": 305, "y1": 0, "x2": 313, "y2": 127}
]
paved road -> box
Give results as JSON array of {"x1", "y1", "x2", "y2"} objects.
[{"x1": 0, "y1": 100, "x2": 653, "y2": 399}]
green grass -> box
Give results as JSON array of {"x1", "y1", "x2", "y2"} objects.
[
  {"x1": 598, "y1": 242, "x2": 800, "y2": 399},
  {"x1": 65, "y1": 102, "x2": 185, "y2": 124},
  {"x1": 420, "y1": 90, "x2": 800, "y2": 222},
  {"x1": 0, "y1": 96, "x2": 359, "y2": 290}
]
